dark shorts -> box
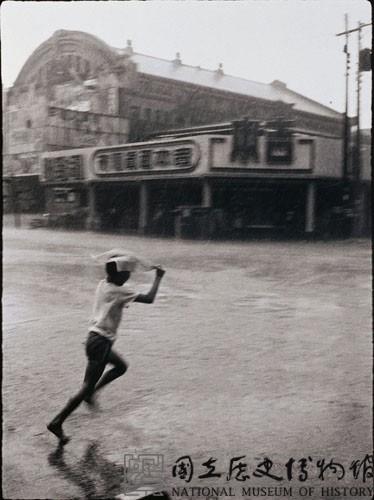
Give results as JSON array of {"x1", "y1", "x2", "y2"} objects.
[{"x1": 86, "y1": 331, "x2": 112, "y2": 364}]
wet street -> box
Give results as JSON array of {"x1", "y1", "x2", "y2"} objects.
[{"x1": 2, "y1": 225, "x2": 372, "y2": 500}]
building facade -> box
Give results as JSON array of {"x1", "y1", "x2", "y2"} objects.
[
  {"x1": 3, "y1": 29, "x2": 370, "y2": 236},
  {"x1": 3, "y1": 30, "x2": 343, "y2": 171},
  {"x1": 39, "y1": 118, "x2": 368, "y2": 238}
]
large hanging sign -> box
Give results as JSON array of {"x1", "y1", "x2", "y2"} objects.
[{"x1": 93, "y1": 139, "x2": 201, "y2": 176}]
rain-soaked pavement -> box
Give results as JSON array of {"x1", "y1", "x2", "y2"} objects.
[{"x1": 2, "y1": 224, "x2": 372, "y2": 500}]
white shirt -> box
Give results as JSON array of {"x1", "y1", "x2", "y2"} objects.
[{"x1": 89, "y1": 280, "x2": 138, "y2": 342}]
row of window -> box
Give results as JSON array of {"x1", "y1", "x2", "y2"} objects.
[
  {"x1": 48, "y1": 107, "x2": 112, "y2": 125},
  {"x1": 129, "y1": 106, "x2": 230, "y2": 129},
  {"x1": 95, "y1": 148, "x2": 193, "y2": 173},
  {"x1": 130, "y1": 106, "x2": 172, "y2": 125}
]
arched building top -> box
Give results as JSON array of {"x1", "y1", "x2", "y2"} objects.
[
  {"x1": 14, "y1": 29, "x2": 119, "y2": 86},
  {"x1": 12, "y1": 29, "x2": 341, "y2": 121}
]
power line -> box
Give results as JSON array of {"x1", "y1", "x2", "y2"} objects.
[{"x1": 336, "y1": 22, "x2": 372, "y2": 37}]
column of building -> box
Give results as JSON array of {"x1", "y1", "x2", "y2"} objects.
[
  {"x1": 305, "y1": 181, "x2": 316, "y2": 234},
  {"x1": 138, "y1": 182, "x2": 149, "y2": 235},
  {"x1": 87, "y1": 183, "x2": 99, "y2": 230},
  {"x1": 201, "y1": 179, "x2": 213, "y2": 238}
]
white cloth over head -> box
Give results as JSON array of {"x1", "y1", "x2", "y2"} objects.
[{"x1": 91, "y1": 248, "x2": 155, "y2": 272}]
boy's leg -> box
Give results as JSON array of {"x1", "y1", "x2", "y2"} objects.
[
  {"x1": 91, "y1": 349, "x2": 128, "y2": 394},
  {"x1": 47, "y1": 359, "x2": 106, "y2": 442}
]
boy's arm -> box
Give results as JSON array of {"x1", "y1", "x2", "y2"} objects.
[{"x1": 135, "y1": 267, "x2": 165, "y2": 304}]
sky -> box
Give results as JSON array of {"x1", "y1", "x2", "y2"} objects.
[{"x1": 1, "y1": 0, "x2": 372, "y2": 128}]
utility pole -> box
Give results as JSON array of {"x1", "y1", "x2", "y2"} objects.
[
  {"x1": 355, "y1": 22, "x2": 362, "y2": 184},
  {"x1": 336, "y1": 19, "x2": 372, "y2": 237},
  {"x1": 351, "y1": 22, "x2": 362, "y2": 236},
  {"x1": 342, "y1": 14, "x2": 350, "y2": 181}
]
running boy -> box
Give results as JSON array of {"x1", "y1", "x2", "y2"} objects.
[{"x1": 47, "y1": 254, "x2": 165, "y2": 444}]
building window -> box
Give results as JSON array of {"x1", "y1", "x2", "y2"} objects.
[
  {"x1": 54, "y1": 190, "x2": 69, "y2": 203},
  {"x1": 266, "y1": 139, "x2": 293, "y2": 164},
  {"x1": 67, "y1": 191, "x2": 76, "y2": 202},
  {"x1": 26, "y1": 119, "x2": 32, "y2": 129},
  {"x1": 266, "y1": 120, "x2": 294, "y2": 164},
  {"x1": 54, "y1": 189, "x2": 75, "y2": 203},
  {"x1": 231, "y1": 120, "x2": 259, "y2": 162}
]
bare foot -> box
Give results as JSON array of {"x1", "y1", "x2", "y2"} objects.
[{"x1": 47, "y1": 421, "x2": 70, "y2": 445}]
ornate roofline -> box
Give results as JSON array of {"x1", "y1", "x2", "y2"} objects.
[{"x1": 14, "y1": 30, "x2": 118, "y2": 86}]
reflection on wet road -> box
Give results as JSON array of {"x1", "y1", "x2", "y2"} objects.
[{"x1": 48, "y1": 441, "x2": 123, "y2": 499}]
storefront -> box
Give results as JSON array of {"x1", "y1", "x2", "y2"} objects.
[{"x1": 39, "y1": 119, "x2": 362, "y2": 239}]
